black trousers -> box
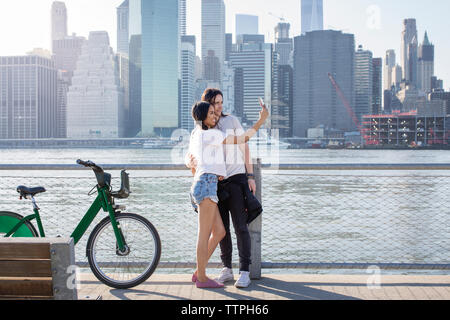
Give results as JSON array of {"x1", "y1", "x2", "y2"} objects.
[{"x1": 218, "y1": 175, "x2": 252, "y2": 272}]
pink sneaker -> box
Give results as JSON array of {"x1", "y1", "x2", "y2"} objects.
[{"x1": 196, "y1": 279, "x2": 224, "y2": 289}]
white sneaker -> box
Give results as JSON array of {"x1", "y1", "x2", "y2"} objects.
[
  {"x1": 216, "y1": 267, "x2": 234, "y2": 283},
  {"x1": 234, "y1": 271, "x2": 251, "y2": 288}
]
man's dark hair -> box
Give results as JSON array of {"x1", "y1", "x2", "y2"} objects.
[
  {"x1": 201, "y1": 88, "x2": 228, "y2": 118},
  {"x1": 191, "y1": 101, "x2": 211, "y2": 131}
]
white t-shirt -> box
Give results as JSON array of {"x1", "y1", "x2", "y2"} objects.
[
  {"x1": 189, "y1": 127, "x2": 227, "y2": 180},
  {"x1": 217, "y1": 115, "x2": 246, "y2": 179}
]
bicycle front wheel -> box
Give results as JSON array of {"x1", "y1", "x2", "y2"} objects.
[
  {"x1": 86, "y1": 213, "x2": 161, "y2": 289},
  {"x1": 0, "y1": 211, "x2": 38, "y2": 237}
]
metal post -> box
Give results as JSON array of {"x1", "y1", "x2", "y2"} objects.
[
  {"x1": 249, "y1": 158, "x2": 262, "y2": 280},
  {"x1": 50, "y1": 238, "x2": 78, "y2": 300}
]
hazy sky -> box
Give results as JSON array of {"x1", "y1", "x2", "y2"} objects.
[{"x1": 0, "y1": 0, "x2": 448, "y2": 89}]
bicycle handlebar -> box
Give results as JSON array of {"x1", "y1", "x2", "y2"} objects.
[
  {"x1": 76, "y1": 159, "x2": 89, "y2": 166},
  {"x1": 77, "y1": 159, "x2": 110, "y2": 188},
  {"x1": 77, "y1": 159, "x2": 103, "y2": 173}
]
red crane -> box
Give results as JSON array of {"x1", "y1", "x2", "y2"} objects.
[{"x1": 327, "y1": 73, "x2": 373, "y2": 145}]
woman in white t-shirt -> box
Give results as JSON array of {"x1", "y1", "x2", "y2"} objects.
[{"x1": 189, "y1": 101, "x2": 268, "y2": 288}]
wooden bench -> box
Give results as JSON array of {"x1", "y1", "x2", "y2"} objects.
[{"x1": 0, "y1": 238, "x2": 77, "y2": 300}]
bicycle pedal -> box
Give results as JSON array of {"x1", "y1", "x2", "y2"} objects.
[{"x1": 113, "y1": 205, "x2": 126, "y2": 211}]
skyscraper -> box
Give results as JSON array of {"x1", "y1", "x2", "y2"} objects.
[
  {"x1": 128, "y1": 34, "x2": 141, "y2": 137},
  {"x1": 128, "y1": 0, "x2": 142, "y2": 137},
  {"x1": 180, "y1": 39, "x2": 196, "y2": 132},
  {"x1": 355, "y1": 45, "x2": 373, "y2": 123},
  {"x1": 234, "y1": 67, "x2": 244, "y2": 119},
  {"x1": 275, "y1": 23, "x2": 293, "y2": 66},
  {"x1": 273, "y1": 64, "x2": 293, "y2": 138},
  {"x1": 117, "y1": 53, "x2": 130, "y2": 137},
  {"x1": 236, "y1": 14, "x2": 259, "y2": 37},
  {"x1": 222, "y1": 61, "x2": 235, "y2": 115},
  {"x1": 117, "y1": 0, "x2": 130, "y2": 55},
  {"x1": 431, "y1": 76, "x2": 444, "y2": 91},
  {"x1": 67, "y1": 32, "x2": 124, "y2": 138},
  {"x1": 392, "y1": 64, "x2": 403, "y2": 90},
  {"x1": 293, "y1": 30, "x2": 355, "y2": 137},
  {"x1": 0, "y1": 55, "x2": 58, "y2": 139},
  {"x1": 401, "y1": 19, "x2": 418, "y2": 85},
  {"x1": 408, "y1": 36, "x2": 418, "y2": 87},
  {"x1": 141, "y1": 0, "x2": 179, "y2": 136},
  {"x1": 229, "y1": 40, "x2": 273, "y2": 124},
  {"x1": 203, "y1": 50, "x2": 221, "y2": 82},
  {"x1": 225, "y1": 33, "x2": 233, "y2": 61},
  {"x1": 182, "y1": 35, "x2": 196, "y2": 53},
  {"x1": 56, "y1": 71, "x2": 69, "y2": 138},
  {"x1": 418, "y1": 31, "x2": 434, "y2": 93},
  {"x1": 301, "y1": 0, "x2": 324, "y2": 34},
  {"x1": 202, "y1": 0, "x2": 225, "y2": 82},
  {"x1": 236, "y1": 34, "x2": 265, "y2": 46},
  {"x1": 179, "y1": 0, "x2": 187, "y2": 37},
  {"x1": 274, "y1": 23, "x2": 294, "y2": 137},
  {"x1": 384, "y1": 49, "x2": 396, "y2": 91},
  {"x1": 372, "y1": 57, "x2": 382, "y2": 115},
  {"x1": 128, "y1": 0, "x2": 179, "y2": 137},
  {"x1": 178, "y1": 0, "x2": 187, "y2": 82},
  {"x1": 51, "y1": 1, "x2": 68, "y2": 51},
  {"x1": 52, "y1": 34, "x2": 86, "y2": 84},
  {"x1": 53, "y1": 34, "x2": 86, "y2": 138}
]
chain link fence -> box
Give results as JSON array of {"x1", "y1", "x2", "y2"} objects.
[{"x1": 0, "y1": 165, "x2": 449, "y2": 270}]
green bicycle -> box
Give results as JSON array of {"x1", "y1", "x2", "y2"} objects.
[{"x1": 0, "y1": 159, "x2": 161, "y2": 289}]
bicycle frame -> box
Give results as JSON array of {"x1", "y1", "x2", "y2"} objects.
[
  {"x1": 4, "y1": 185, "x2": 126, "y2": 251},
  {"x1": 4, "y1": 208, "x2": 44, "y2": 238}
]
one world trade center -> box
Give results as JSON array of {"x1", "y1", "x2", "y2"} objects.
[{"x1": 301, "y1": 0, "x2": 323, "y2": 34}]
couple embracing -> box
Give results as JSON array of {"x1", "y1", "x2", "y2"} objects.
[{"x1": 186, "y1": 88, "x2": 268, "y2": 289}]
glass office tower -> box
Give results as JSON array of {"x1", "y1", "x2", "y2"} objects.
[
  {"x1": 301, "y1": 0, "x2": 324, "y2": 34},
  {"x1": 129, "y1": 0, "x2": 179, "y2": 137}
]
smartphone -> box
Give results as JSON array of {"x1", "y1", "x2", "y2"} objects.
[{"x1": 258, "y1": 97, "x2": 265, "y2": 106}]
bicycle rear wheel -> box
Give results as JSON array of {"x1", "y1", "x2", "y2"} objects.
[
  {"x1": 86, "y1": 213, "x2": 161, "y2": 289},
  {"x1": 0, "y1": 211, "x2": 38, "y2": 237}
]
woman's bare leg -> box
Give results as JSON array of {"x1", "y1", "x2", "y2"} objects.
[
  {"x1": 194, "y1": 205, "x2": 226, "y2": 278},
  {"x1": 208, "y1": 205, "x2": 226, "y2": 259},
  {"x1": 197, "y1": 198, "x2": 219, "y2": 282}
]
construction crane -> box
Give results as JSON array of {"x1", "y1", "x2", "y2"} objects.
[
  {"x1": 268, "y1": 12, "x2": 286, "y2": 22},
  {"x1": 327, "y1": 73, "x2": 373, "y2": 145},
  {"x1": 428, "y1": 128, "x2": 445, "y2": 145}
]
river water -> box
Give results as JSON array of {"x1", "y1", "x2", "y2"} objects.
[{"x1": 2, "y1": 148, "x2": 450, "y2": 165}]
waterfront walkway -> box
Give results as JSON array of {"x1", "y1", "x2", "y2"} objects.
[{"x1": 78, "y1": 273, "x2": 450, "y2": 300}]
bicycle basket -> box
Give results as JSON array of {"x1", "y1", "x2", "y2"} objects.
[{"x1": 111, "y1": 170, "x2": 130, "y2": 199}]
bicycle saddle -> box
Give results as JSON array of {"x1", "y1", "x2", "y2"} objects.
[{"x1": 17, "y1": 185, "x2": 46, "y2": 197}]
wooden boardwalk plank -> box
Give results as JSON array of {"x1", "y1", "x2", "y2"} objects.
[{"x1": 76, "y1": 273, "x2": 450, "y2": 301}]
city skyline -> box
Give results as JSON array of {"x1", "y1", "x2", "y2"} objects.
[{"x1": 0, "y1": 0, "x2": 448, "y2": 90}]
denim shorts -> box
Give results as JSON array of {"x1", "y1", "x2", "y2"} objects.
[{"x1": 190, "y1": 173, "x2": 219, "y2": 211}]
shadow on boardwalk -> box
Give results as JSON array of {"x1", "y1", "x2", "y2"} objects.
[
  {"x1": 80, "y1": 274, "x2": 356, "y2": 300},
  {"x1": 78, "y1": 274, "x2": 450, "y2": 300}
]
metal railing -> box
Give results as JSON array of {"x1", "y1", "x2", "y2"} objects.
[{"x1": 1, "y1": 162, "x2": 449, "y2": 276}]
